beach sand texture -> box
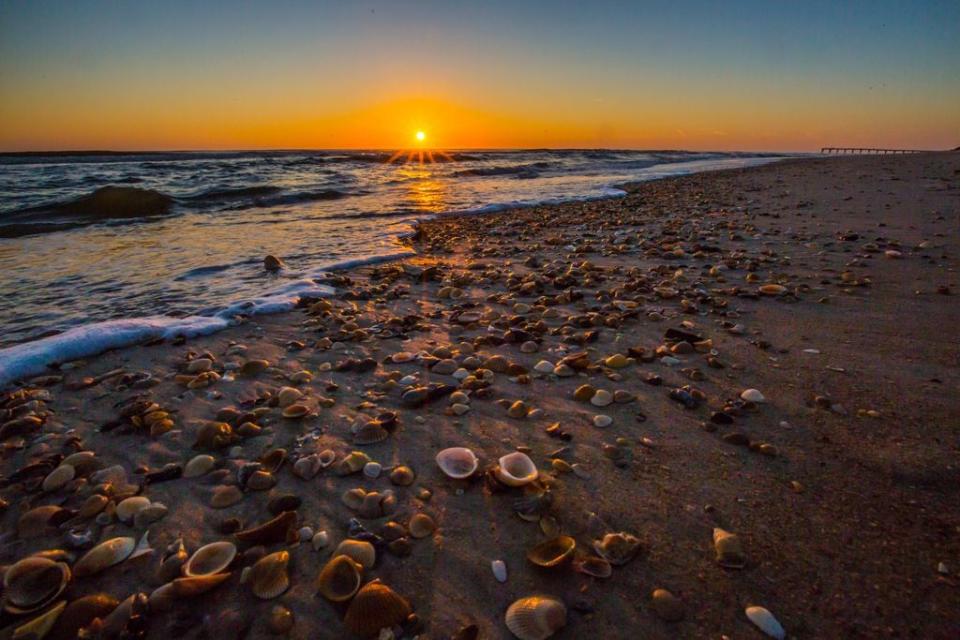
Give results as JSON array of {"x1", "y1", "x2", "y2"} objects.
[{"x1": 1, "y1": 153, "x2": 958, "y2": 639}]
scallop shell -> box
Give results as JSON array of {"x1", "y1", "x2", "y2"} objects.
[
  {"x1": 713, "y1": 528, "x2": 746, "y2": 569},
  {"x1": 42, "y1": 464, "x2": 75, "y2": 492},
  {"x1": 408, "y1": 513, "x2": 436, "y2": 539},
  {"x1": 315, "y1": 555, "x2": 363, "y2": 602},
  {"x1": 3, "y1": 556, "x2": 71, "y2": 614},
  {"x1": 504, "y1": 595, "x2": 566, "y2": 640},
  {"x1": 435, "y1": 447, "x2": 479, "y2": 479},
  {"x1": 184, "y1": 454, "x2": 216, "y2": 478},
  {"x1": 526, "y1": 536, "x2": 576, "y2": 568},
  {"x1": 592, "y1": 532, "x2": 642, "y2": 566},
  {"x1": 495, "y1": 452, "x2": 538, "y2": 487},
  {"x1": 745, "y1": 605, "x2": 786, "y2": 639},
  {"x1": 235, "y1": 511, "x2": 296, "y2": 545},
  {"x1": 46, "y1": 593, "x2": 118, "y2": 640},
  {"x1": 183, "y1": 541, "x2": 237, "y2": 577},
  {"x1": 13, "y1": 599, "x2": 66, "y2": 639},
  {"x1": 116, "y1": 496, "x2": 151, "y2": 523},
  {"x1": 333, "y1": 539, "x2": 376, "y2": 569},
  {"x1": 353, "y1": 422, "x2": 389, "y2": 445},
  {"x1": 249, "y1": 551, "x2": 290, "y2": 600},
  {"x1": 344, "y1": 580, "x2": 412, "y2": 639},
  {"x1": 74, "y1": 537, "x2": 136, "y2": 577}
]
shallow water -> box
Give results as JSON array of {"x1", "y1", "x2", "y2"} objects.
[{"x1": 0, "y1": 149, "x2": 788, "y2": 352}]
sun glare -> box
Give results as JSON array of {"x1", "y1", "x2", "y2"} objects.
[{"x1": 415, "y1": 130, "x2": 426, "y2": 142}]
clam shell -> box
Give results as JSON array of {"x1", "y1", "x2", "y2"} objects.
[
  {"x1": 235, "y1": 511, "x2": 296, "y2": 545},
  {"x1": 116, "y1": 496, "x2": 151, "y2": 524},
  {"x1": 292, "y1": 455, "x2": 321, "y2": 479},
  {"x1": 277, "y1": 387, "x2": 303, "y2": 408},
  {"x1": 408, "y1": 513, "x2": 436, "y2": 539},
  {"x1": 495, "y1": 452, "x2": 538, "y2": 487},
  {"x1": 526, "y1": 536, "x2": 575, "y2": 568},
  {"x1": 389, "y1": 465, "x2": 415, "y2": 486},
  {"x1": 282, "y1": 403, "x2": 309, "y2": 419},
  {"x1": 333, "y1": 539, "x2": 376, "y2": 569},
  {"x1": 3, "y1": 556, "x2": 71, "y2": 614},
  {"x1": 42, "y1": 464, "x2": 75, "y2": 492},
  {"x1": 573, "y1": 556, "x2": 612, "y2": 578},
  {"x1": 78, "y1": 494, "x2": 109, "y2": 519},
  {"x1": 193, "y1": 421, "x2": 233, "y2": 450},
  {"x1": 745, "y1": 605, "x2": 786, "y2": 639},
  {"x1": 184, "y1": 454, "x2": 216, "y2": 478},
  {"x1": 504, "y1": 595, "x2": 566, "y2": 640},
  {"x1": 13, "y1": 599, "x2": 66, "y2": 640},
  {"x1": 46, "y1": 593, "x2": 118, "y2": 640},
  {"x1": 341, "y1": 487, "x2": 367, "y2": 510},
  {"x1": 18, "y1": 505, "x2": 63, "y2": 537},
  {"x1": 315, "y1": 555, "x2": 363, "y2": 602},
  {"x1": 435, "y1": 447, "x2": 479, "y2": 479},
  {"x1": 172, "y1": 572, "x2": 232, "y2": 596},
  {"x1": 249, "y1": 551, "x2": 290, "y2": 599},
  {"x1": 593, "y1": 532, "x2": 642, "y2": 566},
  {"x1": 74, "y1": 537, "x2": 136, "y2": 577},
  {"x1": 713, "y1": 528, "x2": 746, "y2": 569},
  {"x1": 344, "y1": 580, "x2": 412, "y2": 639},
  {"x1": 183, "y1": 541, "x2": 237, "y2": 577},
  {"x1": 211, "y1": 485, "x2": 244, "y2": 508}
]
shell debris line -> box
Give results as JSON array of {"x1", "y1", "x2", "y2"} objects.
[{"x1": 0, "y1": 153, "x2": 957, "y2": 638}]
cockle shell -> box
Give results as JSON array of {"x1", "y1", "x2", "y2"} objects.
[
  {"x1": 435, "y1": 447, "x2": 478, "y2": 479},
  {"x1": 42, "y1": 464, "x2": 75, "y2": 492},
  {"x1": 315, "y1": 555, "x2": 363, "y2": 602},
  {"x1": 495, "y1": 452, "x2": 538, "y2": 487},
  {"x1": 504, "y1": 595, "x2": 566, "y2": 640},
  {"x1": 184, "y1": 454, "x2": 216, "y2": 478},
  {"x1": 526, "y1": 536, "x2": 576, "y2": 568},
  {"x1": 713, "y1": 528, "x2": 746, "y2": 569},
  {"x1": 13, "y1": 599, "x2": 66, "y2": 639},
  {"x1": 73, "y1": 537, "x2": 136, "y2": 577},
  {"x1": 235, "y1": 511, "x2": 296, "y2": 545},
  {"x1": 116, "y1": 496, "x2": 151, "y2": 524},
  {"x1": 352, "y1": 422, "x2": 389, "y2": 445},
  {"x1": 3, "y1": 556, "x2": 71, "y2": 614},
  {"x1": 46, "y1": 593, "x2": 119, "y2": 640},
  {"x1": 183, "y1": 541, "x2": 237, "y2": 577},
  {"x1": 333, "y1": 539, "x2": 376, "y2": 569},
  {"x1": 249, "y1": 551, "x2": 290, "y2": 599},
  {"x1": 344, "y1": 580, "x2": 412, "y2": 639},
  {"x1": 593, "y1": 532, "x2": 642, "y2": 566},
  {"x1": 745, "y1": 605, "x2": 786, "y2": 639}
]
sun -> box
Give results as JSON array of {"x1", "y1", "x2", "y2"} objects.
[{"x1": 415, "y1": 130, "x2": 426, "y2": 143}]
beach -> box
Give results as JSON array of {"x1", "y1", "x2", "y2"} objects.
[{"x1": 1, "y1": 152, "x2": 958, "y2": 639}]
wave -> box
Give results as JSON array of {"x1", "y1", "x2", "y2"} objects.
[
  {"x1": 180, "y1": 185, "x2": 283, "y2": 202},
  {"x1": 452, "y1": 162, "x2": 552, "y2": 178}
]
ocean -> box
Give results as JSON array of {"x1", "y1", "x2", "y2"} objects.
[{"x1": 0, "y1": 149, "x2": 788, "y2": 384}]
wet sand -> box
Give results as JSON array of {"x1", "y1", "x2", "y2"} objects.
[{"x1": 1, "y1": 152, "x2": 958, "y2": 639}]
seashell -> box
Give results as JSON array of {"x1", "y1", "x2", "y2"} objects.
[
  {"x1": 334, "y1": 451, "x2": 371, "y2": 476},
  {"x1": 315, "y1": 555, "x2": 363, "y2": 602},
  {"x1": 268, "y1": 604, "x2": 294, "y2": 634},
  {"x1": 592, "y1": 414, "x2": 613, "y2": 427},
  {"x1": 194, "y1": 421, "x2": 233, "y2": 450},
  {"x1": 492, "y1": 559, "x2": 508, "y2": 583},
  {"x1": 147, "y1": 582, "x2": 177, "y2": 612},
  {"x1": 573, "y1": 384, "x2": 595, "y2": 402},
  {"x1": 604, "y1": 354, "x2": 630, "y2": 369},
  {"x1": 593, "y1": 532, "x2": 642, "y2": 566},
  {"x1": 129, "y1": 528, "x2": 154, "y2": 560},
  {"x1": 3, "y1": 556, "x2": 71, "y2": 614},
  {"x1": 99, "y1": 592, "x2": 148, "y2": 639},
  {"x1": 389, "y1": 465, "x2": 415, "y2": 486},
  {"x1": 260, "y1": 448, "x2": 287, "y2": 473},
  {"x1": 333, "y1": 539, "x2": 376, "y2": 569},
  {"x1": 235, "y1": 511, "x2": 296, "y2": 545},
  {"x1": 758, "y1": 283, "x2": 787, "y2": 296},
  {"x1": 318, "y1": 449, "x2": 336, "y2": 468},
  {"x1": 245, "y1": 470, "x2": 276, "y2": 491},
  {"x1": 344, "y1": 580, "x2": 412, "y2": 639},
  {"x1": 211, "y1": 485, "x2": 244, "y2": 508},
  {"x1": 504, "y1": 595, "x2": 566, "y2": 640},
  {"x1": 495, "y1": 452, "x2": 538, "y2": 487},
  {"x1": 282, "y1": 403, "x2": 309, "y2": 419},
  {"x1": 435, "y1": 447, "x2": 478, "y2": 479},
  {"x1": 78, "y1": 494, "x2": 109, "y2": 519},
  {"x1": 408, "y1": 513, "x2": 436, "y2": 539},
  {"x1": 590, "y1": 389, "x2": 613, "y2": 407},
  {"x1": 60, "y1": 451, "x2": 96, "y2": 475},
  {"x1": 134, "y1": 502, "x2": 168, "y2": 528},
  {"x1": 651, "y1": 588, "x2": 684, "y2": 622},
  {"x1": 46, "y1": 593, "x2": 118, "y2": 640},
  {"x1": 74, "y1": 537, "x2": 136, "y2": 577},
  {"x1": 42, "y1": 464, "x2": 76, "y2": 492},
  {"x1": 713, "y1": 528, "x2": 746, "y2": 569},
  {"x1": 745, "y1": 605, "x2": 786, "y2": 639},
  {"x1": 277, "y1": 386, "x2": 303, "y2": 408},
  {"x1": 740, "y1": 388, "x2": 765, "y2": 403},
  {"x1": 341, "y1": 487, "x2": 367, "y2": 510},
  {"x1": 267, "y1": 493, "x2": 302, "y2": 515},
  {"x1": 18, "y1": 505, "x2": 63, "y2": 538},
  {"x1": 292, "y1": 455, "x2": 321, "y2": 479},
  {"x1": 13, "y1": 599, "x2": 66, "y2": 639},
  {"x1": 362, "y1": 462, "x2": 381, "y2": 478},
  {"x1": 184, "y1": 454, "x2": 216, "y2": 478},
  {"x1": 573, "y1": 556, "x2": 612, "y2": 578},
  {"x1": 184, "y1": 541, "x2": 237, "y2": 576},
  {"x1": 249, "y1": 550, "x2": 290, "y2": 599},
  {"x1": 311, "y1": 530, "x2": 330, "y2": 550},
  {"x1": 289, "y1": 369, "x2": 313, "y2": 384},
  {"x1": 238, "y1": 359, "x2": 270, "y2": 377},
  {"x1": 526, "y1": 536, "x2": 576, "y2": 568},
  {"x1": 155, "y1": 536, "x2": 188, "y2": 583},
  {"x1": 116, "y1": 496, "x2": 151, "y2": 523},
  {"x1": 353, "y1": 421, "x2": 389, "y2": 445},
  {"x1": 174, "y1": 572, "x2": 232, "y2": 597}
]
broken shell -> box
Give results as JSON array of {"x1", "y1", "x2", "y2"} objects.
[
  {"x1": 13, "y1": 599, "x2": 66, "y2": 639},
  {"x1": 74, "y1": 537, "x2": 136, "y2": 577},
  {"x1": 42, "y1": 464, "x2": 75, "y2": 492},
  {"x1": 47, "y1": 593, "x2": 119, "y2": 640},
  {"x1": 334, "y1": 451, "x2": 371, "y2": 476},
  {"x1": 235, "y1": 511, "x2": 296, "y2": 546},
  {"x1": 504, "y1": 595, "x2": 566, "y2": 640},
  {"x1": 495, "y1": 452, "x2": 538, "y2": 487},
  {"x1": 573, "y1": 556, "x2": 612, "y2": 578},
  {"x1": 3, "y1": 556, "x2": 71, "y2": 614},
  {"x1": 745, "y1": 605, "x2": 786, "y2": 639},
  {"x1": 436, "y1": 447, "x2": 479, "y2": 479},
  {"x1": 344, "y1": 580, "x2": 412, "y2": 639},
  {"x1": 318, "y1": 449, "x2": 336, "y2": 467},
  {"x1": 526, "y1": 536, "x2": 576, "y2": 568},
  {"x1": 333, "y1": 539, "x2": 376, "y2": 569},
  {"x1": 249, "y1": 551, "x2": 290, "y2": 599},
  {"x1": 184, "y1": 454, "x2": 216, "y2": 478},
  {"x1": 593, "y1": 532, "x2": 642, "y2": 566},
  {"x1": 155, "y1": 537, "x2": 188, "y2": 583},
  {"x1": 292, "y1": 455, "x2": 321, "y2": 480},
  {"x1": 713, "y1": 528, "x2": 746, "y2": 569},
  {"x1": 116, "y1": 496, "x2": 151, "y2": 524},
  {"x1": 315, "y1": 555, "x2": 363, "y2": 602},
  {"x1": 184, "y1": 541, "x2": 237, "y2": 577},
  {"x1": 408, "y1": 513, "x2": 436, "y2": 539}
]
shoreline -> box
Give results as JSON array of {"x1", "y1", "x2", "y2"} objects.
[{"x1": 1, "y1": 152, "x2": 958, "y2": 639}]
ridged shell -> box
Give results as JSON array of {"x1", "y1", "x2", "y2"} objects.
[
  {"x1": 333, "y1": 539, "x2": 376, "y2": 569},
  {"x1": 13, "y1": 599, "x2": 66, "y2": 639},
  {"x1": 42, "y1": 465, "x2": 75, "y2": 492},
  {"x1": 184, "y1": 454, "x2": 216, "y2": 478},
  {"x1": 504, "y1": 596, "x2": 567, "y2": 640},
  {"x1": 315, "y1": 555, "x2": 362, "y2": 602},
  {"x1": 593, "y1": 532, "x2": 642, "y2": 566},
  {"x1": 116, "y1": 496, "x2": 151, "y2": 523},
  {"x1": 353, "y1": 422, "x2": 389, "y2": 444},
  {"x1": 495, "y1": 452, "x2": 538, "y2": 487},
  {"x1": 408, "y1": 513, "x2": 436, "y2": 539},
  {"x1": 435, "y1": 447, "x2": 478, "y2": 479},
  {"x1": 183, "y1": 541, "x2": 237, "y2": 577},
  {"x1": 235, "y1": 511, "x2": 296, "y2": 545},
  {"x1": 713, "y1": 528, "x2": 746, "y2": 569},
  {"x1": 344, "y1": 580, "x2": 412, "y2": 639},
  {"x1": 249, "y1": 551, "x2": 290, "y2": 599},
  {"x1": 73, "y1": 537, "x2": 136, "y2": 577},
  {"x1": 46, "y1": 593, "x2": 118, "y2": 640},
  {"x1": 526, "y1": 536, "x2": 576, "y2": 568},
  {"x1": 3, "y1": 557, "x2": 71, "y2": 614}
]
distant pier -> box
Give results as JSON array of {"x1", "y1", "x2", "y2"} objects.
[{"x1": 820, "y1": 147, "x2": 928, "y2": 155}]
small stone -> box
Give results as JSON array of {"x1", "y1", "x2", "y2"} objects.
[
  {"x1": 593, "y1": 414, "x2": 613, "y2": 427},
  {"x1": 651, "y1": 588, "x2": 684, "y2": 622},
  {"x1": 268, "y1": 604, "x2": 294, "y2": 634},
  {"x1": 363, "y1": 462, "x2": 383, "y2": 479},
  {"x1": 745, "y1": 605, "x2": 786, "y2": 640},
  {"x1": 491, "y1": 559, "x2": 507, "y2": 583},
  {"x1": 590, "y1": 389, "x2": 613, "y2": 407},
  {"x1": 740, "y1": 388, "x2": 765, "y2": 403},
  {"x1": 311, "y1": 531, "x2": 330, "y2": 550},
  {"x1": 298, "y1": 526, "x2": 314, "y2": 542}
]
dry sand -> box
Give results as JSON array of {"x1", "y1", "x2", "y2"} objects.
[{"x1": 1, "y1": 152, "x2": 958, "y2": 639}]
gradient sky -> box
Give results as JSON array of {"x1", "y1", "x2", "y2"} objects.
[{"x1": 1, "y1": 0, "x2": 958, "y2": 152}]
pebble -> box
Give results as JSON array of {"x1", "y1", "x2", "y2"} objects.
[
  {"x1": 650, "y1": 588, "x2": 684, "y2": 622},
  {"x1": 363, "y1": 462, "x2": 383, "y2": 479},
  {"x1": 593, "y1": 414, "x2": 613, "y2": 427},
  {"x1": 590, "y1": 389, "x2": 613, "y2": 407},
  {"x1": 745, "y1": 605, "x2": 786, "y2": 639},
  {"x1": 312, "y1": 531, "x2": 330, "y2": 550},
  {"x1": 299, "y1": 526, "x2": 314, "y2": 542},
  {"x1": 740, "y1": 388, "x2": 766, "y2": 403},
  {"x1": 491, "y1": 559, "x2": 508, "y2": 582}
]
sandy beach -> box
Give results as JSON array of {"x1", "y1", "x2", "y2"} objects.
[{"x1": 1, "y1": 152, "x2": 958, "y2": 639}]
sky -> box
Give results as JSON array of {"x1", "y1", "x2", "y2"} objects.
[{"x1": 0, "y1": 0, "x2": 958, "y2": 152}]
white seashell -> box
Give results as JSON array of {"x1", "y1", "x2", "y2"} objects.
[
  {"x1": 293, "y1": 455, "x2": 321, "y2": 480},
  {"x1": 74, "y1": 537, "x2": 136, "y2": 577},
  {"x1": 129, "y1": 528, "x2": 154, "y2": 560},
  {"x1": 533, "y1": 361, "x2": 555, "y2": 374},
  {"x1": 184, "y1": 541, "x2": 236, "y2": 576},
  {"x1": 492, "y1": 559, "x2": 508, "y2": 583},
  {"x1": 593, "y1": 414, "x2": 613, "y2": 427},
  {"x1": 184, "y1": 454, "x2": 215, "y2": 478},
  {"x1": 116, "y1": 496, "x2": 151, "y2": 524},
  {"x1": 311, "y1": 530, "x2": 330, "y2": 550},
  {"x1": 436, "y1": 447, "x2": 479, "y2": 479},
  {"x1": 42, "y1": 464, "x2": 75, "y2": 492},
  {"x1": 590, "y1": 389, "x2": 613, "y2": 407},
  {"x1": 741, "y1": 388, "x2": 765, "y2": 403},
  {"x1": 363, "y1": 462, "x2": 382, "y2": 479},
  {"x1": 452, "y1": 368, "x2": 470, "y2": 380},
  {"x1": 745, "y1": 605, "x2": 785, "y2": 639},
  {"x1": 495, "y1": 452, "x2": 538, "y2": 487},
  {"x1": 505, "y1": 595, "x2": 566, "y2": 640}
]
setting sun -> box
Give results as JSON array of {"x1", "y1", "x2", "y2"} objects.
[{"x1": 415, "y1": 130, "x2": 426, "y2": 143}]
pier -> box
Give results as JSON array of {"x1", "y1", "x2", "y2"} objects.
[{"x1": 820, "y1": 147, "x2": 928, "y2": 155}]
